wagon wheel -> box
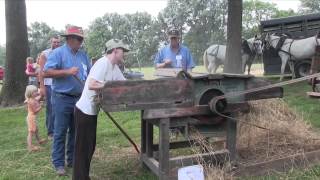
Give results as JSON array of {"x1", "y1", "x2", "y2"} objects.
[{"x1": 294, "y1": 60, "x2": 311, "y2": 78}]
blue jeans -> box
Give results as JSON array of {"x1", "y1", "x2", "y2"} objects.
[
  {"x1": 46, "y1": 85, "x2": 54, "y2": 136},
  {"x1": 51, "y1": 91, "x2": 79, "y2": 168}
]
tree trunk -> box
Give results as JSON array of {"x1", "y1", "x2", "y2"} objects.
[
  {"x1": 224, "y1": 0, "x2": 243, "y2": 74},
  {"x1": 0, "y1": 0, "x2": 29, "y2": 106}
]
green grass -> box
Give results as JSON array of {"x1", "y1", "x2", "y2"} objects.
[
  {"x1": 1, "y1": 67, "x2": 320, "y2": 179},
  {"x1": 0, "y1": 107, "x2": 156, "y2": 179},
  {"x1": 267, "y1": 77, "x2": 320, "y2": 128}
]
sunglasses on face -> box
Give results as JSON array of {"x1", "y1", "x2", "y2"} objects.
[
  {"x1": 70, "y1": 35, "x2": 83, "y2": 42},
  {"x1": 170, "y1": 37, "x2": 179, "y2": 40}
]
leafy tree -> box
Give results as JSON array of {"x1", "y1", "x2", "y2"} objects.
[
  {"x1": 299, "y1": 0, "x2": 320, "y2": 14},
  {"x1": 242, "y1": 0, "x2": 298, "y2": 38},
  {"x1": 28, "y1": 22, "x2": 60, "y2": 59},
  {"x1": 273, "y1": 9, "x2": 298, "y2": 18},
  {"x1": 242, "y1": 0, "x2": 278, "y2": 38},
  {"x1": 86, "y1": 12, "x2": 159, "y2": 67},
  {"x1": 1, "y1": 0, "x2": 29, "y2": 106}
]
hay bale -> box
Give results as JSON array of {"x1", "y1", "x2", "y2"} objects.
[{"x1": 188, "y1": 98, "x2": 320, "y2": 179}]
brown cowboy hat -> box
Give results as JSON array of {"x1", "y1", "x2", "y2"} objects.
[{"x1": 61, "y1": 26, "x2": 84, "y2": 38}]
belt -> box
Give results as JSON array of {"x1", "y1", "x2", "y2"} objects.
[{"x1": 56, "y1": 92, "x2": 81, "y2": 98}]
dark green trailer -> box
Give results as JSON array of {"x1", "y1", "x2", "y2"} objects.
[{"x1": 260, "y1": 13, "x2": 320, "y2": 77}]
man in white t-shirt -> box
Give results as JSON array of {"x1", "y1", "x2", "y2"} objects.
[{"x1": 73, "y1": 39, "x2": 130, "y2": 180}]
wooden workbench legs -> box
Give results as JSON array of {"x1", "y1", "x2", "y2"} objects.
[
  {"x1": 226, "y1": 113, "x2": 237, "y2": 162},
  {"x1": 159, "y1": 118, "x2": 170, "y2": 180},
  {"x1": 141, "y1": 115, "x2": 171, "y2": 179}
]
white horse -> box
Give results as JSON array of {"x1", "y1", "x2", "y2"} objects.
[
  {"x1": 203, "y1": 37, "x2": 263, "y2": 74},
  {"x1": 264, "y1": 33, "x2": 320, "y2": 81}
]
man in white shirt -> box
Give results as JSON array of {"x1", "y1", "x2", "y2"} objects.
[{"x1": 73, "y1": 39, "x2": 130, "y2": 180}]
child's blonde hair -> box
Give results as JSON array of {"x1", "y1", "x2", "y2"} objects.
[
  {"x1": 26, "y1": 57, "x2": 34, "y2": 64},
  {"x1": 25, "y1": 85, "x2": 38, "y2": 100}
]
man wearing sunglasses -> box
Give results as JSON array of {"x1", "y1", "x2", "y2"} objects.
[
  {"x1": 44, "y1": 26, "x2": 91, "y2": 176},
  {"x1": 154, "y1": 27, "x2": 195, "y2": 71}
]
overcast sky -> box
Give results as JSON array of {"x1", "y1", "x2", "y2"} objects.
[{"x1": 0, "y1": 0, "x2": 301, "y2": 45}]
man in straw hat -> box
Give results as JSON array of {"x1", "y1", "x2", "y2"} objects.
[
  {"x1": 73, "y1": 39, "x2": 130, "y2": 180},
  {"x1": 154, "y1": 27, "x2": 195, "y2": 71},
  {"x1": 44, "y1": 25, "x2": 91, "y2": 176}
]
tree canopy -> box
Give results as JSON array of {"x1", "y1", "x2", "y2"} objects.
[
  {"x1": 299, "y1": 0, "x2": 320, "y2": 14},
  {"x1": 3, "y1": 0, "x2": 317, "y2": 105},
  {"x1": 23, "y1": 0, "x2": 302, "y2": 67},
  {"x1": 28, "y1": 22, "x2": 61, "y2": 59}
]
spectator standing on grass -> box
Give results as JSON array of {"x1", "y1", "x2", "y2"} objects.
[
  {"x1": 44, "y1": 26, "x2": 91, "y2": 176},
  {"x1": 24, "y1": 85, "x2": 47, "y2": 152},
  {"x1": 39, "y1": 36, "x2": 61, "y2": 140}
]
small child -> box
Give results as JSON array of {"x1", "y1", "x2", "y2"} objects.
[
  {"x1": 24, "y1": 85, "x2": 46, "y2": 152},
  {"x1": 25, "y1": 57, "x2": 38, "y2": 87}
]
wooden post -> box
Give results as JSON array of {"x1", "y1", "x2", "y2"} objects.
[
  {"x1": 159, "y1": 118, "x2": 170, "y2": 180},
  {"x1": 224, "y1": 0, "x2": 243, "y2": 74},
  {"x1": 146, "y1": 121, "x2": 154, "y2": 157},
  {"x1": 141, "y1": 110, "x2": 146, "y2": 154},
  {"x1": 226, "y1": 113, "x2": 237, "y2": 161}
]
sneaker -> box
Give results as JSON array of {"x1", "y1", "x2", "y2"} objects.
[{"x1": 56, "y1": 167, "x2": 66, "y2": 176}]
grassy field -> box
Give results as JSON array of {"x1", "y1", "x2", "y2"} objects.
[{"x1": 1, "y1": 66, "x2": 320, "y2": 179}]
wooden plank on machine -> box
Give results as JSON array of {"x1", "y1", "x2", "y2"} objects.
[{"x1": 98, "y1": 79, "x2": 194, "y2": 112}]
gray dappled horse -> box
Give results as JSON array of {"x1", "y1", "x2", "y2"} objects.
[
  {"x1": 203, "y1": 36, "x2": 263, "y2": 74},
  {"x1": 264, "y1": 33, "x2": 320, "y2": 81}
]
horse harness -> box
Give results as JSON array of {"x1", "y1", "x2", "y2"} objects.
[
  {"x1": 208, "y1": 45, "x2": 220, "y2": 57},
  {"x1": 242, "y1": 39, "x2": 254, "y2": 56},
  {"x1": 276, "y1": 36, "x2": 297, "y2": 62},
  {"x1": 207, "y1": 40, "x2": 256, "y2": 59},
  {"x1": 270, "y1": 34, "x2": 320, "y2": 61}
]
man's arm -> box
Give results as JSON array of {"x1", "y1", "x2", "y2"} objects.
[
  {"x1": 44, "y1": 67, "x2": 79, "y2": 78},
  {"x1": 43, "y1": 49, "x2": 78, "y2": 78},
  {"x1": 156, "y1": 59, "x2": 172, "y2": 68},
  {"x1": 88, "y1": 78, "x2": 104, "y2": 90}
]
